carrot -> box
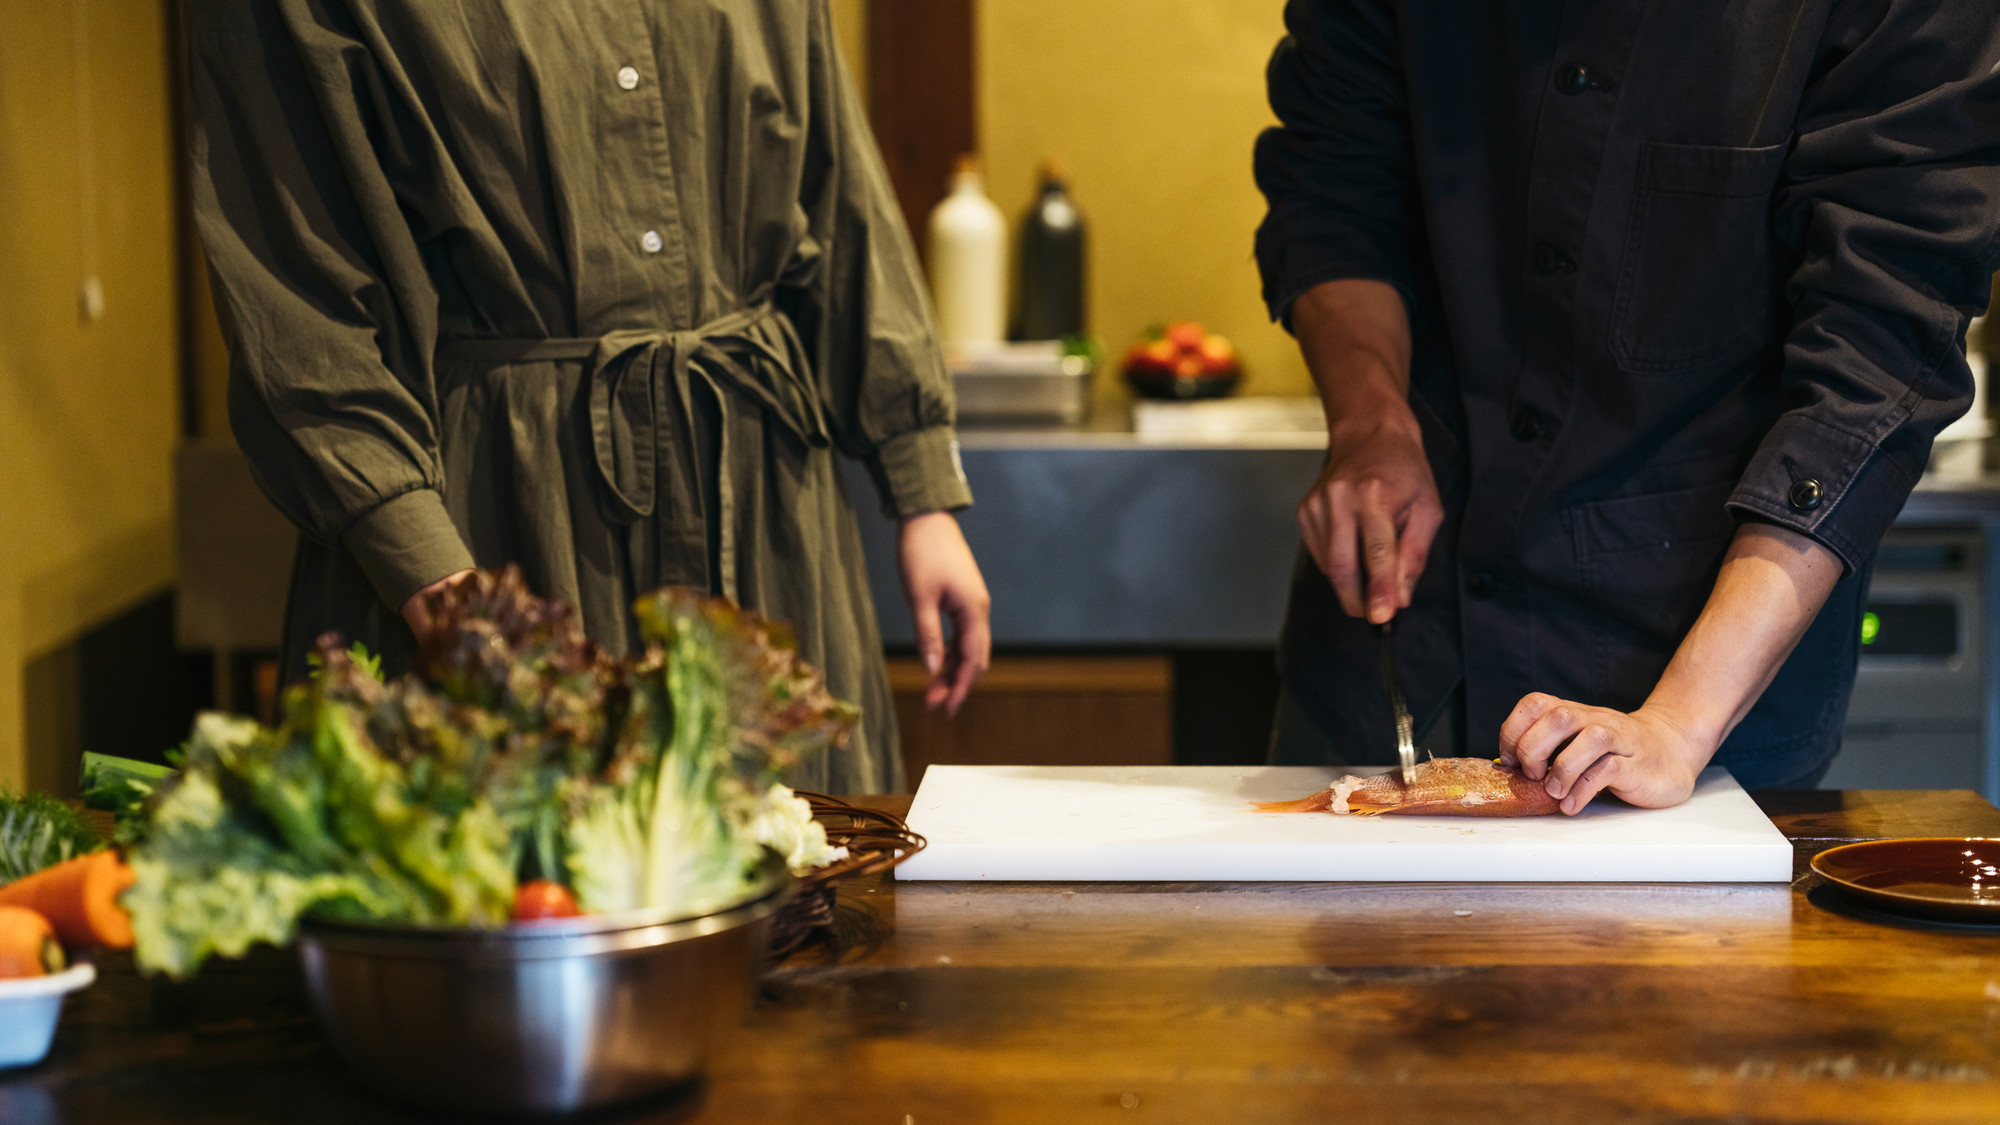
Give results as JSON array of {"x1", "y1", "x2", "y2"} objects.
[
  {"x1": 0, "y1": 850, "x2": 134, "y2": 949},
  {"x1": 0, "y1": 905, "x2": 64, "y2": 978}
]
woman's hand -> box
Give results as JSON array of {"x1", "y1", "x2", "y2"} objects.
[
  {"x1": 401, "y1": 569, "x2": 475, "y2": 641},
  {"x1": 1497, "y1": 694, "x2": 1712, "y2": 816},
  {"x1": 898, "y1": 511, "x2": 991, "y2": 715}
]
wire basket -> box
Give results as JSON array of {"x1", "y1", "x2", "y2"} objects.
[{"x1": 767, "y1": 792, "x2": 926, "y2": 959}]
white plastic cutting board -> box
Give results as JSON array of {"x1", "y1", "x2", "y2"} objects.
[{"x1": 895, "y1": 765, "x2": 1793, "y2": 883}]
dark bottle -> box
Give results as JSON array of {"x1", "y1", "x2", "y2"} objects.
[{"x1": 1011, "y1": 160, "x2": 1087, "y2": 341}]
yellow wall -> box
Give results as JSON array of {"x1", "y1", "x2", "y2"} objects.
[
  {"x1": 978, "y1": 0, "x2": 1309, "y2": 411},
  {"x1": 0, "y1": 0, "x2": 181, "y2": 792},
  {"x1": 829, "y1": 0, "x2": 869, "y2": 87}
]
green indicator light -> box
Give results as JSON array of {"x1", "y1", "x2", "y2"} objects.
[{"x1": 1861, "y1": 611, "x2": 1880, "y2": 646}]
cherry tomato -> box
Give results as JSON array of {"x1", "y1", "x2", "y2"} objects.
[{"x1": 511, "y1": 879, "x2": 582, "y2": 921}]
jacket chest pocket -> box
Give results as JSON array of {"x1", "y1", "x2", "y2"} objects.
[{"x1": 1609, "y1": 141, "x2": 1791, "y2": 374}]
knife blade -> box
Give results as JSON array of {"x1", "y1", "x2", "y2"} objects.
[{"x1": 1379, "y1": 620, "x2": 1417, "y2": 787}]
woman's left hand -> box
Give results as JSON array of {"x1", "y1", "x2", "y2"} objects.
[
  {"x1": 897, "y1": 511, "x2": 991, "y2": 715},
  {"x1": 1497, "y1": 694, "x2": 1713, "y2": 815}
]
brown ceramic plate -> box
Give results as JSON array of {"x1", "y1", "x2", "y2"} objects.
[{"x1": 1810, "y1": 838, "x2": 2000, "y2": 923}]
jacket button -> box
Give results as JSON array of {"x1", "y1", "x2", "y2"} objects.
[
  {"x1": 1466, "y1": 571, "x2": 1497, "y2": 600},
  {"x1": 1555, "y1": 63, "x2": 1595, "y2": 95},
  {"x1": 1510, "y1": 407, "x2": 1542, "y2": 442},
  {"x1": 1788, "y1": 478, "x2": 1824, "y2": 511},
  {"x1": 1532, "y1": 241, "x2": 1576, "y2": 276}
]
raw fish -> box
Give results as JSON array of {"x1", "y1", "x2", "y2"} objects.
[{"x1": 1254, "y1": 757, "x2": 1560, "y2": 817}]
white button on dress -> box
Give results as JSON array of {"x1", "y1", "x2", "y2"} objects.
[
  {"x1": 640, "y1": 229, "x2": 664, "y2": 254},
  {"x1": 617, "y1": 66, "x2": 640, "y2": 90}
]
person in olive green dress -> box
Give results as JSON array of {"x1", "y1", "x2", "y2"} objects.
[{"x1": 184, "y1": 0, "x2": 991, "y2": 793}]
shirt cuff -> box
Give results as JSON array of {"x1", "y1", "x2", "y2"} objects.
[
  {"x1": 1255, "y1": 223, "x2": 1417, "y2": 330},
  {"x1": 868, "y1": 426, "x2": 973, "y2": 519},
  {"x1": 1725, "y1": 411, "x2": 1921, "y2": 576},
  {"x1": 341, "y1": 488, "x2": 477, "y2": 610}
]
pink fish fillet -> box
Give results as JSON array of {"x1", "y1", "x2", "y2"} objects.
[{"x1": 1254, "y1": 757, "x2": 1560, "y2": 817}]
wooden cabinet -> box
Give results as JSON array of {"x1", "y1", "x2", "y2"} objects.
[{"x1": 887, "y1": 656, "x2": 1172, "y2": 786}]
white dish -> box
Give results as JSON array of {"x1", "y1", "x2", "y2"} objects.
[{"x1": 0, "y1": 962, "x2": 96, "y2": 1069}]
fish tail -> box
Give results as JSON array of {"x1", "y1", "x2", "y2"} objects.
[{"x1": 1251, "y1": 792, "x2": 1334, "y2": 814}]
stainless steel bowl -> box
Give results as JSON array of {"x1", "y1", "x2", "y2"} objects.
[{"x1": 297, "y1": 867, "x2": 791, "y2": 1116}]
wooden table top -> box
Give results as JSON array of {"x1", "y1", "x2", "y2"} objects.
[{"x1": 6, "y1": 789, "x2": 2000, "y2": 1125}]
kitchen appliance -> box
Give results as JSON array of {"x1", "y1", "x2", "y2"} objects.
[
  {"x1": 297, "y1": 865, "x2": 790, "y2": 1115},
  {"x1": 1825, "y1": 526, "x2": 1992, "y2": 797},
  {"x1": 950, "y1": 340, "x2": 1092, "y2": 425},
  {"x1": 896, "y1": 765, "x2": 1793, "y2": 882}
]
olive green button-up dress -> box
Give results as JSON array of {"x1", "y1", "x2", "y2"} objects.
[{"x1": 185, "y1": 0, "x2": 971, "y2": 793}]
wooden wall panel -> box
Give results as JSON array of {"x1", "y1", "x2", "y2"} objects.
[
  {"x1": 867, "y1": 0, "x2": 976, "y2": 252},
  {"x1": 889, "y1": 656, "x2": 1172, "y2": 787}
]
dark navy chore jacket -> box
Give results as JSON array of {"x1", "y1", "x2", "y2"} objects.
[{"x1": 1254, "y1": 0, "x2": 2000, "y2": 787}]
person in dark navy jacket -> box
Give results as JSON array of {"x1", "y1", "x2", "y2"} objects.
[{"x1": 1255, "y1": 0, "x2": 2000, "y2": 810}]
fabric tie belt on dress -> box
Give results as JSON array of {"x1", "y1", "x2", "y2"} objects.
[{"x1": 436, "y1": 303, "x2": 829, "y2": 601}]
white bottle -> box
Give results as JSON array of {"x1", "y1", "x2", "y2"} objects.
[{"x1": 927, "y1": 156, "x2": 1008, "y2": 350}]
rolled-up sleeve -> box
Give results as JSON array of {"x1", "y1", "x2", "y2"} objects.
[
  {"x1": 1727, "y1": 1, "x2": 2000, "y2": 570},
  {"x1": 188, "y1": 4, "x2": 473, "y2": 610},
  {"x1": 1253, "y1": 0, "x2": 1420, "y2": 326},
  {"x1": 793, "y1": 0, "x2": 971, "y2": 519}
]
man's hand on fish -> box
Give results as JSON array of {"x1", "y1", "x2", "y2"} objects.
[
  {"x1": 1498, "y1": 695, "x2": 1709, "y2": 816},
  {"x1": 1500, "y1": 523, "x2": 1845, "y2": 814}
]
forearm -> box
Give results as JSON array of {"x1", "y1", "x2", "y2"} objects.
[
  {"x1": 1642, "y1": 522, "x2": 1845, "y2": 758},
  {"x1": 1289, "y1": 278, "x2": 1439, "y2": 621},
  {"x1": 1506, "y1": 517, "x2": 1850, "y2": 811},
  {"x1": 1290, "y1": 279, "x2": 1415, "y2": 436}
]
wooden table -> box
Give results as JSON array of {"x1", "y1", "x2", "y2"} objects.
[{"x1": 6, "y1": 790, "x2": 2000, "y2": 1124}]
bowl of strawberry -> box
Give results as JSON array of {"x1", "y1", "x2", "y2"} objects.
[{"x1": 1122, "y1": 321, "x2": 1242, "y2": 400}]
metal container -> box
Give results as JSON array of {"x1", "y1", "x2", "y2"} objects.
[
  {"x1": 952, "y1": 341, "x2": 1093, "y2": 426},
  {"x1": 297, "y1": 867, "x2": 791, "y2": 1116}
]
